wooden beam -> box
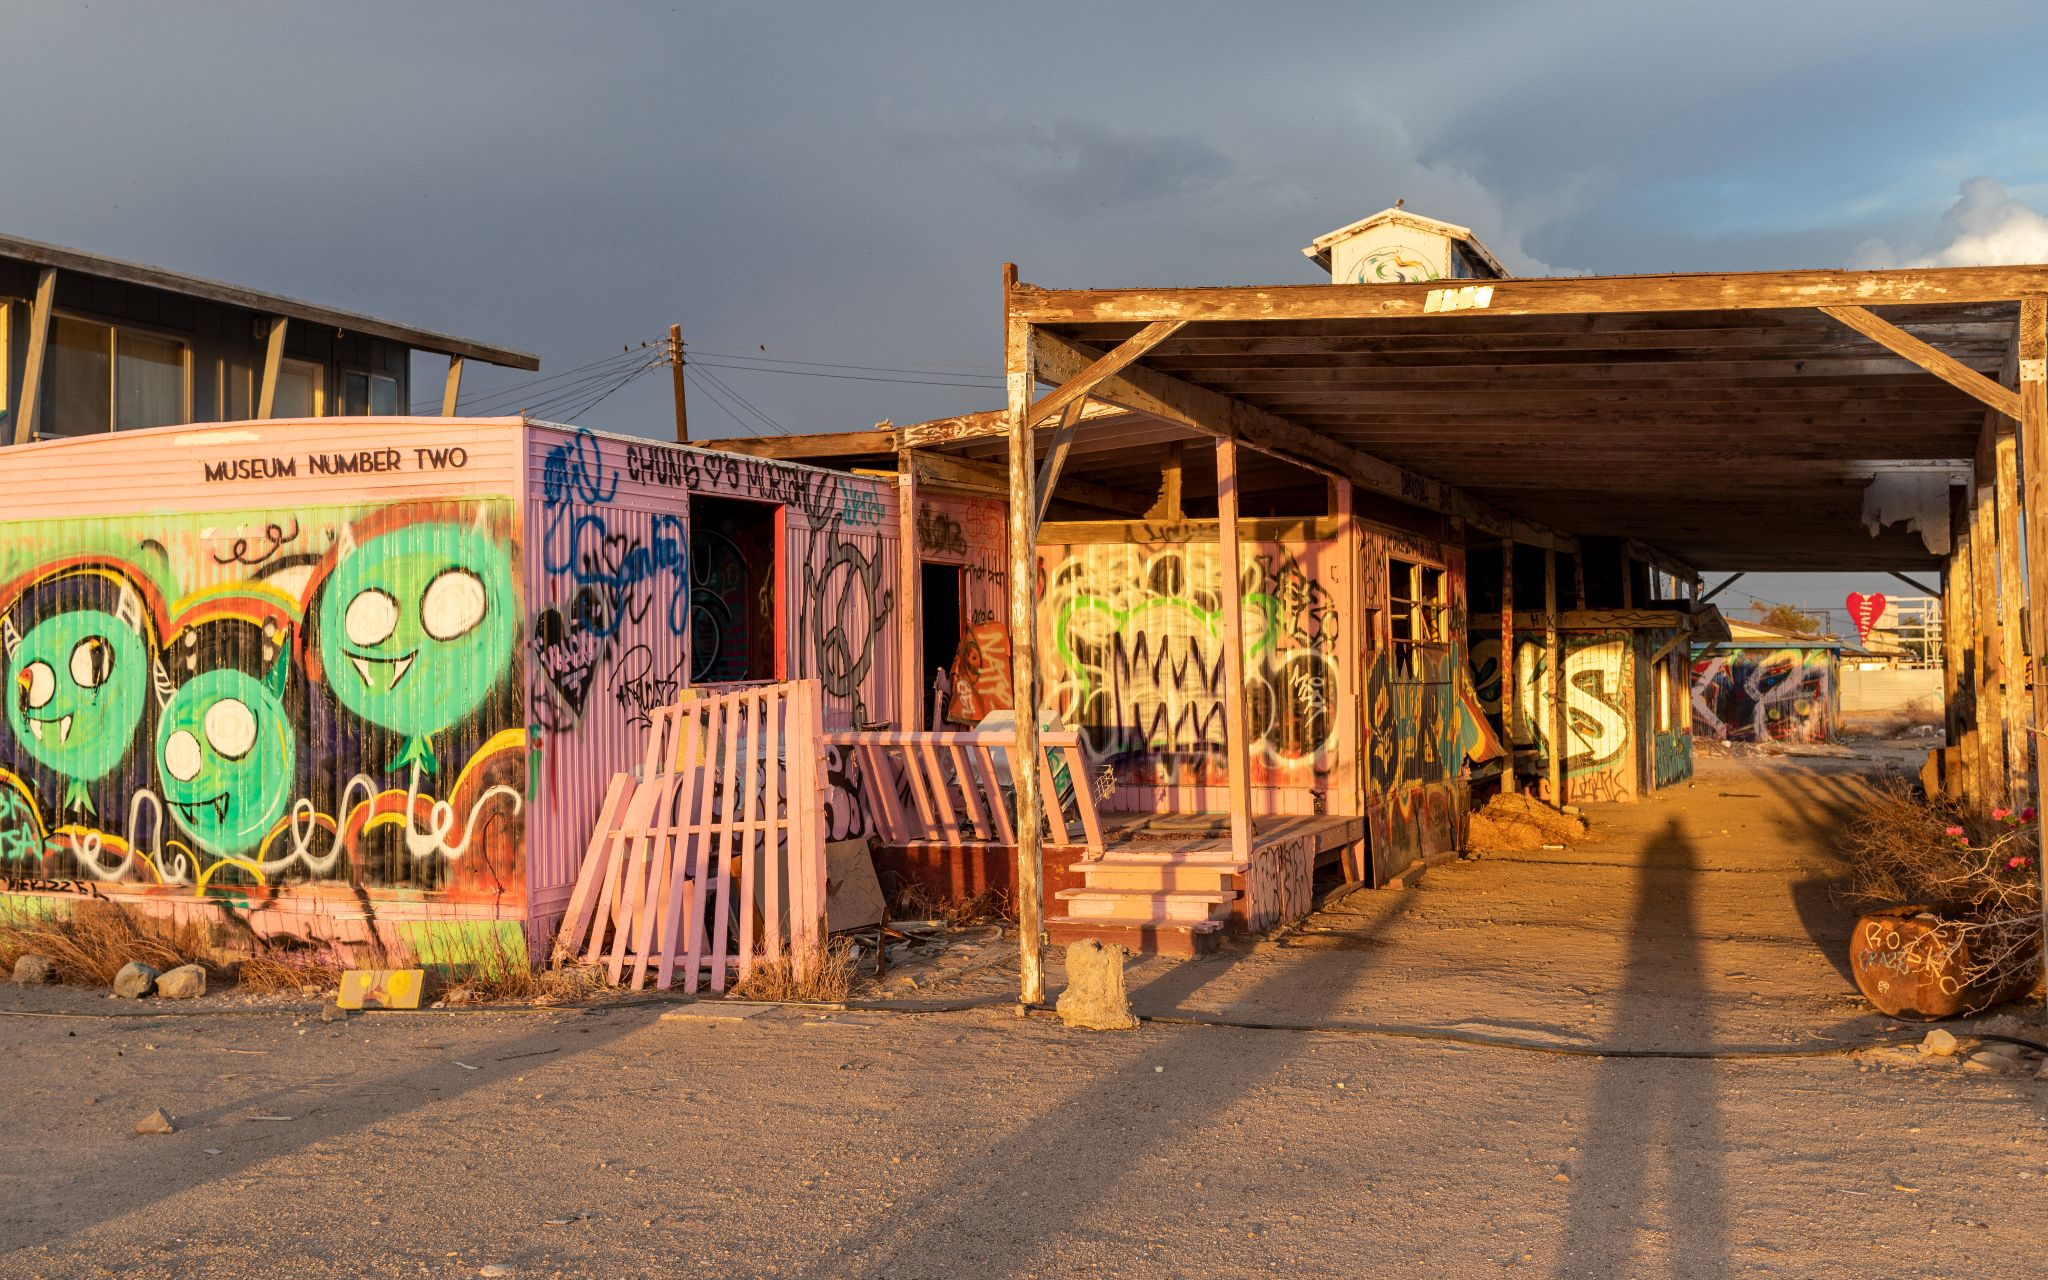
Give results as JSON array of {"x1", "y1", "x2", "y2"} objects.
[
  {"x1": 1034, "y1": 329, "x2": 1577, "y2": 550},
  {"x1": 1545, "y1": 550, "x2": 1564, "y2": 806},
  {"x1": 1214, "y1": 436, "x2": 1255, "y2": 866},
  {"x1": 256, "y1": 316, "x2": 288, "y2": 419},
  {"x1": 1997, "y1": 421, "x2": 2029, "y2": 803},
  {"x1": 1032, "y1": 395, "x2": 1090, "y2": 531},
  {"x1": 1026, "y1": 319, "x2": 1183, "y2": 428},
  {"x1": 697, "y1": 427, "x2": 898, "y2": 459},
  {"x1": 2016, "y1": 295, "x2": 2048, "y2": 1010},
  {"x1": 1699, "y1": 573, "x2": 1745, "y2": 604},
  {"x1": 12, "y1": 267, "x2": 55, "y2": 444},
  {"x1": 899, "y1": 400, "x2": 1131, "y2": 449},
  {"x1": 896, "y1": 451, "x2": 921, "y2": 731},
  {"x1": 1820, "y1": 305, "x2": 2022, "y2": 421},
  {"x1": 1888, "y1": 570, "x2": 1939, "y2": 597},
  {"x1": 1036, "y1": 515, "x2": 1341, "y2": 545},
  {"x1": 1625, "y1": 539, "x2": 1700, "y2": 588},
  {"x1": 441, "y1": 355, "x2": 464, "y2": 417},
  {"x1": 1511, "y1": 610, "x2": 1697, "y2": 631},
  {"x1": 1003, "y1": 264, "x2": 1044, "y2": 1009},
  {"x1": 1151, "y1": 440, "x2": 1184, "y2": 520},
  {"x1": 1008, "y1": 264, "x2": 2048, "y2": 325},
  {"x1": 1501, "y1": 539, "x2": 1517, "y2": 796},
  {"x1": 912, "y1": 448, "x2": 1150, "y2": 517},
  {"x1": 1333, "y1": 479, "x2": 1365, "y2": 843}
]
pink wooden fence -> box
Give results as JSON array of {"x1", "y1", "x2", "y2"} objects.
[
  {"x1": 820, "y1": 729, "x2": 1106, "y2": 857},
  {"x1": 552, "y1": 680, "x2": 828, "y2": 992}
]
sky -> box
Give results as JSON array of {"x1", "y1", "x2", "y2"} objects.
[{"x1": 8, "y1": 1, "x2": 2048, "y2": 626}]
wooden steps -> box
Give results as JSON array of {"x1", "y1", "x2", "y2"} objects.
[
  {"x1": 1045, "y1": 914, "x2": 1225, "y2": 959},
  {"x1": 1045, "y1": 838, "x2": 1245, "y2": 956},
  {"x1": 1056, "y1": 885, "x2": 1236, "y2": 924},
  {"x1": 1066, "y1": 857, "x2": 1238, "y2": 892}
]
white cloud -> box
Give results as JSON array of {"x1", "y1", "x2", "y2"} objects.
[{"x1": 1856, "y1": 178, "x2": 2048, "y2": 268}]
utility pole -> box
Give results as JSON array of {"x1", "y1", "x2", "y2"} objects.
[{"x1": 669, "y1": 324, "x2": 689, "y2": 444}]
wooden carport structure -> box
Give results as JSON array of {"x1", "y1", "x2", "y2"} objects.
[{"x1": 980, "y1": 262, "x2": 2048, "y2": 1004}]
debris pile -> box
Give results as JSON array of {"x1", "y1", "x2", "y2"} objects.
[{"x1": 1466, "y1": 793, "x2": 1588, "y2": 851}]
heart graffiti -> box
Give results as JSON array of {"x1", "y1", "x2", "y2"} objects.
[{"x1": 1845, "y1": 591, "x2": 1887, "y2": 643}]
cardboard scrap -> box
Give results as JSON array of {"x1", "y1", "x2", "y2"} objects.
[{"x1": 337, "y1": 967, "x2": 425, "y2": 1010}]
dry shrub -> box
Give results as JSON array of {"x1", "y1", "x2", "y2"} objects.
[
  {"x1": 233, "y1": 950, "x2": 348, "y2": 995},
  {"x1": 450, "y1": 961, "x2": 611, "y2": 1006},
  {"x1": 729, "y1": 939, "x2": 857, "y2": 1003},
  {"x1": 1467, "y1": 792, "x2": 1588, "y2": 851},
  {"x1": 1841, "y1": 776, "x2": 2042, "y2": 990},
  {"x1": 888, "y1": 881, "x2": 1014, "y2": 927},
  {"x1": 0, "y1": 901, "x2": 225, "y2": 986}
]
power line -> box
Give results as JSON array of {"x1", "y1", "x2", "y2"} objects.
[
  {"x1": 408, "y1": 343, "x2": 662, "y2": 414},
  {"x1": 522, "y1": 354, "x2": 668, "y2": 421},
  {"x1": 686, "y1": 365, "x2": 791, "y2": 436},
  {"x1": 688, "y1": 357, "x2": 1001, "y2": 391},
  {"x1": 687, "y1": 348, "x2": 1001, "y2": 378}
]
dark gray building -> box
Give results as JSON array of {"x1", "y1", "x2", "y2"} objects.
[{"x1": 0, "y1": 233, "x2": 536, "y2": 444}]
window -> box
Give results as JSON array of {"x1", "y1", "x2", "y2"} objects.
[
  {"x1": 339, "y1": 369, "x2": 401, "y2": 416},
  {"x1": 1387, "y1": 557, "x2": 1449, "y2": 678},
  {"x1": 218, "y1": 361, "x2": 254, "y2": 421},
  {"x1": 1657, "y1": 660, "x2": 1673, "y2": 733},
  {"x1": 272, "y1": 359, "x2": 324, "y2": 418},
  {"x1": 38, "y1": 316, "x2": 189, "y2": 437}
]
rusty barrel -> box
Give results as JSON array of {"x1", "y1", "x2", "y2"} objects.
[{"x1": 1850, "y1": 905, "x2": 2006, "y2": 1020}]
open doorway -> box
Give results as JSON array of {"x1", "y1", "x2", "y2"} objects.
[
  {"x1": 689, "y1": 496, "x2": 780, "y2": 683},
  {"x1": 920, "y1": 562, "x2": 965, "y2": 727}
]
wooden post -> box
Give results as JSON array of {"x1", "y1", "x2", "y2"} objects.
[
  {"x1": 1546, "y1": 548, "x2": 1564, "y2": 806},
  {"x1": 1160, "y1": 440, "x2": 1184, "y2": 519},
  {"x1": 441, "y1": 355, "x2": 464, "y2": 416},
  {"x1": 670, "y1": 324, "x2": 689, "y2": 444},
  {"x1": 257, "y1": 316, "x2": 288, "y2": 419},
  {"x1": 1572, "y1": 551, "x2": 1588, "y2": 611},
  {"x1": 2017, "y1": 295, "x2": 2048, "y2": 1009},
  {"x1": 896, "y1": 450, "x2": 922, "y2": 730},
  {"x1": 1971, "y1": 434, "x2": 2004, "y2": 804},
  {"x1": 1002, "y1": 265, "x2": 1045, "y2": 1008},
  {"x1": 1619, "y1": 549, "x2": 1633, "y2": 609},
  {"x1": 1500, "y1": 539, "x2": 1517, "y2": 794},
  {"x1": 1947, "y1": 486, "x2": 1977, "y2": 795},
  {"x1": 1332, "y1": 478, "x2": 1363, "y2": 828},
  {"x1": 1215, "y1": 436, "x2": 1255, "y2": 866},
  {"x1": 11, "y1": 267, "x2": 54, "y2": 444},
  {"x1": 1997, "y1": 425, "x2": 2029, "y2": 802}
]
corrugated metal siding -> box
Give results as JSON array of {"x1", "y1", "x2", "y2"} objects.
[
  {"x1": 0, "y1": 417, "x2": 529, "y2": 935},
  {"x1": 521, "y1": 425, "x2": 901, "y2": 914}
]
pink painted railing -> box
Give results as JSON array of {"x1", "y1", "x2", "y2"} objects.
[
  {"x1": 552, "y1": 679, "x2": 828, "y2": 992},
  {"x1": 820, "y1": 728, "x2": 1106, "y2": 857}
]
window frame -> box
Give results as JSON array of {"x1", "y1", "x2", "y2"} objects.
[
  {"x1": 40, "y1": 310, "x2": 193, "y2": 437},
  {"x1": 1385, "y1": 553, "x2": 1451, "y2": 680}
]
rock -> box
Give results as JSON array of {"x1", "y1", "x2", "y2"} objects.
[
  {"x1": 11, "y1": 954, "x2": 56, "y2": 984},
  {"x1": 320, "y1": 1005, "x2": 347, "y2": 1023},
  {"x1": 112, "y1": 962, "x2": 160, "y2": 999},
  {"x1": 1920, "y1": 1028, "x2": 1960, "y2": 1057},
  {"x1": 1964, "y1": 1050, "x2": 2027, "y2": 1075},
  {"x1": 1055, "y1": 939, "x2": 1139, "y2": 1032},
  {"x1": 134, "y1": 1107, "x2": 177, "y2": 1135},
  {"x1": 154, "y1": 964, "x2": 206, "y2": 1000},
  {"x1": 478, "y1": 1265, "x2": 517, "y2": 1278}
]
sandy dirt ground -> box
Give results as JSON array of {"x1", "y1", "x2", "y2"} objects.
[{"x1": 5, "y1": 744, "x2": 2048, "y2": 1279}]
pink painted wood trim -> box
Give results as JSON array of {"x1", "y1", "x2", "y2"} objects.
[
  {"x1": 737, "y1": 692, "x2": 764, "y2": 982},
  {"x1": 858, "y1": 742, "x2": 911, "y2": 840},
  {"x1": 1213, "y1": 435, "x2": 1255, "y2": 865},
  {"x1": 655, "y1": 706, "x2": 704, "y2": 991},
  {"x1": 918, "y1": 736, "x2": 962, "y2": 840},
  {"x1": 709, "y1": 690, "x2": 747, "y2": 992},
  {"x1": 681, "y1": 695, "x2": 726, "y2": 994}
]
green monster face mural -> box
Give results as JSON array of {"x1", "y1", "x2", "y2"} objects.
[
  {"x1": 156, "y1": 668, "x2": 295, "y2": 858},
  {"x1": 317, "y1": 521, "x2": 515, "y2": 772},
  {"x1": 7, "y1": 610, "x2": 148, "y2": 800}
]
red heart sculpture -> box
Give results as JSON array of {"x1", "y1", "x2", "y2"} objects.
[{"x1": 1846, "y1": 592, "x2": 1886, "y2": 642}]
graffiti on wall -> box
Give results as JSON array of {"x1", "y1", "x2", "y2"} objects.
[
  {"x1": 1692, "y1": 648, "x2": 1835, "y2": 743},
  {"x1": 1514, "y1": 632, "x2": 1634, "y2": 802},
  {"x1": 1039, "y1": 544, "x2": 1340, "y2": 798},
  {"x1": 0, "y1": 500, "x2": 526, "y2": 894}
]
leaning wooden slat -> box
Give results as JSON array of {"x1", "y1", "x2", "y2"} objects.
[
  {"x1": 973, "y1": 743, "x2": 1015, "y2": 845},
  {"x1": 680, "y1": 694, "x2": 728, "y2": 995},
  {"x1": 857, "y1": 741, "x2": 910, "y2": 842},
  {"x1": 639, "y1": 705, "x2": 672, "y2": 781},
  {"x1": 708, "y1": 690, "x2": 747, "y2": 992},
  {"x1": 583, "y1": 783, "x2": 659, "y2": 966},
  {"x1": 919, "y1": 735, "x2": 962, "y2": 840},
  {"x1": 605, "y1": 810, "x2": 657, "y2": 988},
  {"x1": 552, "y1": 772, "x2": 635, "y2": 963},
  {"x1": 789, "y1": 682, "x2": 826, "y2": 978},
  {"x1": 736, "y1": 690, "x2": 764, "y2": 983},
  {"x1": 1036, "y1": 742, "x2": 1072, "y2": 846},
  {"x1": 761, "y1": 684, "x2": 786, "y2": 972},
  {"x1": 654, "y1": 703, "x2": 704, "y2": 991},
  {"x1": 1062, "y1": 744, "x2": 1105, "y2": 855},
  {"x1": 947, "y1": 741, "x2": 988, "y2": 839},
  {"x1": 629, "y1": 773, "x2": 678, "y2": 992}
]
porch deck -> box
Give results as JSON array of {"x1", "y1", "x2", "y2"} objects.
[{"x1": 1048, "y1": 812, "x2": 1365, "y2": 957}]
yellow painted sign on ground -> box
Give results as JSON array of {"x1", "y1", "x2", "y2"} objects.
[{"x1": 337, "y1": 968, "x2": 424, "y2": 1010}]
